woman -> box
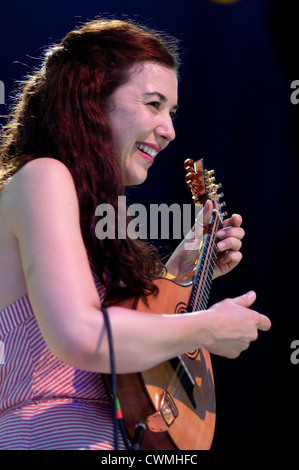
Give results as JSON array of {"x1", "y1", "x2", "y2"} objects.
[{"x1": 0, "y1": 18, "x2": 271, "y2": 450}]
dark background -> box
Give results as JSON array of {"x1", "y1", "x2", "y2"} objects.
[{"x1": 0, "y1": 0, "x2": 298, "y2": 449}]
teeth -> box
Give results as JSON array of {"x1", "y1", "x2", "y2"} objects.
[{"x1": 136, "y1": 143, "x2": 158, "y2": 158}]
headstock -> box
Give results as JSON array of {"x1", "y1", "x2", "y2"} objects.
[{"x1": 184, "y1": 158, "x2": 227, "y2": 219}]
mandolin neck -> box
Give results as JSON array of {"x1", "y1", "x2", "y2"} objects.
[{"x1": 188, "y1": 209, "x2": 222, "y2": 312}]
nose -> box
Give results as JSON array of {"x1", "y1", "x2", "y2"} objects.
[{"x1": 155, "y1": 112, "x2": 176, "y2": 144}]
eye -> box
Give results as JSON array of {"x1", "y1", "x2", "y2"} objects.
[
  {"x1": 170, "y1": 110, "x2": 177, "y2": 121},
  {"x1": 147, "y1": 101, "x2": 161, "y2": 110}
]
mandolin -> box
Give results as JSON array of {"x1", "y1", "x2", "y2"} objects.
[{"x1": 106, "y1": 158, "x2": 227, "y2": 450}]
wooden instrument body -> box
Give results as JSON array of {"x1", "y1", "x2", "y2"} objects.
[{"x1": 115, "y1": 277, "x2": 216, "y2": 450}]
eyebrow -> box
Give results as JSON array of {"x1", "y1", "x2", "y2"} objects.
[{"x1": 144, "y1": 92, "x2": 178, "y2": 112}]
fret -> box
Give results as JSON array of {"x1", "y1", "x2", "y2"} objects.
[{"x1": 189, "y1": 211, "x2": 222, "y2": 312}]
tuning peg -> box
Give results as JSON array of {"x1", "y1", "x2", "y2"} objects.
[
  {"x1": 205, "y1": 169, "x2": 215, "y2": 177},
  {"x1": 220, "y1": 201, "x2": 226, "y2": 208},
  {"x1": 207, "y1": 176, "x2": 215, "y2": 183},
  {"x1": 208, "y1": 183, "x2": 217, "y2": 193},
  {"x1": 218, "y1": 192, "x2": 224, "y2": 198},
  {"x1": 184, "y1": 159, "x2": 194, "y2": 171},
  {"x1": 185, "y1": 171, "x2": 196, "y2": 179}
]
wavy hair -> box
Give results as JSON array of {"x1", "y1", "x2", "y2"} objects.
[{"x1": 0, "y1": 18, "x2": 180, "y2": 301}]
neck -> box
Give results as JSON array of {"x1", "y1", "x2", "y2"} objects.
[{"x1": 188, "y1": 209, "x2": 222, "y2": 311}]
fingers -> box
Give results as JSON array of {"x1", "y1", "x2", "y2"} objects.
[
  {"x1": 217, "y1": 225, "x2": 245, "y2": 244},
  {"x1": 216, "y1": 214, "x2": 244, "y2": 272},
  {"x1": 256, "y1": 314, "x2": 272, "y2": 331},
  {"x1": 203, "y1": 206, "x2": 243, "y2": 232},
  {"x1": 217, "y1": 249, "x2": 242, "y2": 265},
  {"x1": 217, "y1": 236, "x2": 243, "y2": 253},
  {"x1": 222, "y1": 213, "x2": 243, "y2": 228},
  {"x1": 219, "y1": 213, "x2": 244, "y2": 240},
  {"x1": 233, "y1": 291, "x2": 272, "y2": 332},
  {"x1": 202, "y1": 206, "x2": 244, "y2": 239},
  {"x1": 233, "y1": 290, "x2": 257, "y2": 307},
  {"x1": 217, "y1": 214, "x2": 244, "y2": 254},
  {"x1": 207, "y1": 292, "x2": 271, "y2": 359}
]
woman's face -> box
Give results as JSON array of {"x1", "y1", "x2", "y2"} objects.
[{"x1": 106, "y1": 61, "x2": 178, "y2": 185}]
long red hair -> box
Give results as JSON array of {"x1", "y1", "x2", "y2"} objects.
[{"x1": 0, "y1": 18, "x2": 180, "y2": 301}]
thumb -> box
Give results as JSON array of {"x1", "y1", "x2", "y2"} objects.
[
  {"x1": 233, "y1": 290, "x2": 257, "y2": 307},
  {"x1": 233, "y1": 291, "x2": 272, "y2": 332},
  {"x1": 203, "y1": 200, "x2": 213, "y2": 226}
]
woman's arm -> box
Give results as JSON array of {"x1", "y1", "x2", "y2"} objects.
[{"x1": 6, "y1": 158, "x2": 271, "y2": 374}]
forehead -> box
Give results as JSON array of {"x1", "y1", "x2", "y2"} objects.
[{"x1": 122, "y1": 61, "x2": 178, "y2": 102}]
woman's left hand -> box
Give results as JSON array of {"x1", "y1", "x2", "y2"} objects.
[
  {"x1": 213, "y1": 208, "x2": 245, "y2": 279},
  {"x1": 165, "y1": 200, "x2": 245, "y2": 279}
]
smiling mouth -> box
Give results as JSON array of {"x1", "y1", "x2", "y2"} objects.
[{"x1": 136, "y1": 143, "x2": 159, "y2": 162}]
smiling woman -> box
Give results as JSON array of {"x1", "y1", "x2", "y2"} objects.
[
  {"x1": 0, "y1": 17, "x2": 270, "y2": 451},
  {"x1": 106, "y1": 61, "x2": 178, "y2": 185},
  {"x1": 0, "y1": 19, "x2": 180, "y2": 304}
]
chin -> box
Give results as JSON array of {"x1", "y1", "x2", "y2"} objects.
[{"x1": 124, "y1": 170, "x2": 148, "y2": 186}]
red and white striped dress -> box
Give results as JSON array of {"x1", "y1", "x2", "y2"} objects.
[{"x1": 0, "y1": 278, "x2": 125, "y2": 450}]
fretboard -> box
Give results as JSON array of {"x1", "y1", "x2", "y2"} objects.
[{"x1": 188, "y1": 210, "x2": 222, "y2": 311}]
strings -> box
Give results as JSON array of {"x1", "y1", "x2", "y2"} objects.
[
  {"x1": 166, "y1": 210, "x2": 222, "y2": 404},
  {"x1": 192, "y1": 211, "x2": 222, "y2": 312}
]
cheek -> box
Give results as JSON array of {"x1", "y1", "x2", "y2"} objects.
[
  {"x1": 108, "y1": 103, "x2": 151, "y2": 156},
  {"x1": 111, "y1": 126, "x2": 134, "y2": 162},
  {"x1": 114, "y1": 117, "x2": 140, "y2": 151}
]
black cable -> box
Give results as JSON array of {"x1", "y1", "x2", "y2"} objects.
[
  {"x1": 101, "y1": 306, "x2": 119, "y2": 450},
  {"x1": 101, "y1": 306, "x2": 132, "y2": 451}
]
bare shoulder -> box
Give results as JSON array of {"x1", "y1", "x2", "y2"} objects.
[
  {"x1": 2, "y1": 158, "x2": 78, "y2": 229},
  {"x1": 5, "y1": 157, "x2": 75, "y2": 196}
]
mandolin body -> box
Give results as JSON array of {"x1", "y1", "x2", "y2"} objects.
[{"x1": 114, "y1": 277, "x2": 216, "y2": 450}]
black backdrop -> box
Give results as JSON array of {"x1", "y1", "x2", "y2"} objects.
[{"x1": 0, "y1": 0, "x2": 298, "y2": 450}]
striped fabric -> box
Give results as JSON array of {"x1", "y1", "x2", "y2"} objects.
[{"x1": 0, "y1": 278, "x2": 125, "y2": 450}]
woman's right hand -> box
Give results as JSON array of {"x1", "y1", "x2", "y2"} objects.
[{"x1": 203, "y1": 291, "x2": 271, "y2": 359}]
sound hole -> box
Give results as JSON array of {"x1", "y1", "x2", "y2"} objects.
[
  {"x1": 175, "y1": 303, "x2": 199, "y2": 359},
  {"x1": 175, "y1": 302, "x2": 188, "y2": 314},
  {"x1": 186, "y1": 349, "x2": 199, "y2": 359}
]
